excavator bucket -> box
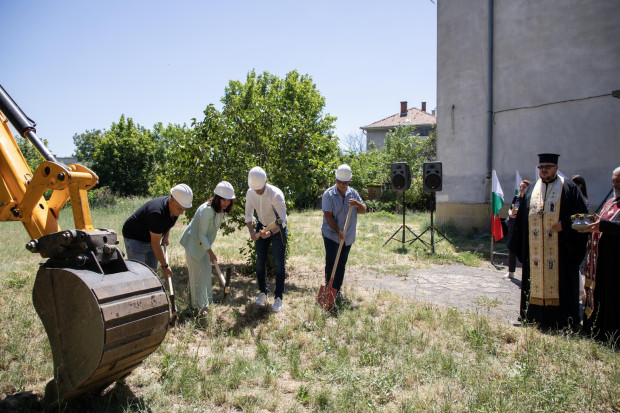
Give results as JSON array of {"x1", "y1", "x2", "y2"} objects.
[
  {"x1": 0, "y1": 84, "x2": 171, "y2": 406},
  {"x1": 29, "y1": 229, "x2": 170, "y2": 404}
]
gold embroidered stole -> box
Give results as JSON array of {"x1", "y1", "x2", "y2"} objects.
[
  {"x1": 528, "y1": 176, "x2": 563, "y2": 306},
  {"x1": 584, "y1": 198, "x2": 620, "y2": 318}
]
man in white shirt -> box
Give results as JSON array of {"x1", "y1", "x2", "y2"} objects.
[{"x1": 245, "y1": 166, "x2": 288, "y2": 312}]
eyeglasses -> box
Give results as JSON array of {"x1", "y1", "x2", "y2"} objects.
[
  {"x1": 336, "y1": 180, "x2": 350, "y2": 186},
  {"x1": 537, "y1": 164, "x2": 556, "y2": 170}
]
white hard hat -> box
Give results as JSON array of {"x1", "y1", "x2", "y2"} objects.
[
  {"x1": 170, "y1": 183, "x2": 193, "y2": 208},
  {"x1": 248, "y1": 166, "x2": 267, "y2": 190},
  {"x1": 336, "y1": 164, "x2": 352, "y2": 181},
  {"x1": 214, "y1": 181, "x2": 235, "y2": 199}
]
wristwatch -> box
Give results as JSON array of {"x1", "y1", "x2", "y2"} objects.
[{"x1": 162, "y1": 263, "x2": 169, "y2": 269}]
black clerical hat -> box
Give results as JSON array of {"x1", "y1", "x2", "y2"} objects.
[{"x1": 537, "y1": 153, "x2": 559, "y2": 164}]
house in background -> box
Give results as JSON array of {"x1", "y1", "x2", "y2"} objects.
[
  {"x1": 436, "y1": 0, "x2": 620, "y2": 234},
  {"x1": 361, "y1": 101, "x2": 436, "y2": 149},
  {"x1": 56, "y1": 156, "x2": 79, "y2": 166}
]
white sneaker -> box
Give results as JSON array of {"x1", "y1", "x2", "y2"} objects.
[
  {"x1": 503, "y1": 272, "x2": 514, "y2": 279},
  {"x1": 254, "y1": 292, "x2": 267, "y2": 306},
  {"x1": 272, "y1": 297, "x2": 283, "y2": 312}
]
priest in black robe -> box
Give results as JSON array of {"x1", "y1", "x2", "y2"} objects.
[
  {"x1": 508, "y1": 153, "x2": 588, "y2": 329},
  {"x1": 582, "y1": 167, "x2": 620, "y2": 342}
]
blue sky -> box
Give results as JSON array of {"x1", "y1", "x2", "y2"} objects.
[{"x1": 3, "y1": 0, "x2": 437, "y2": 156}]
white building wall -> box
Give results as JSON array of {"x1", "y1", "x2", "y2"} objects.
[
  {"x1": 366, "y1": 130, "x2": 388, "y2": 149},
  {"x1": 437, "y1": 0, "x2": 620, "y2": 233}
]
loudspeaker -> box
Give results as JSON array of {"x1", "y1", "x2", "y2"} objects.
[
  {"x1": 390, "y1": 162, "x2": 411, "y2": 190},
  {"x1": 423, "y1": 162, "x2": 442, "y2": 192}
]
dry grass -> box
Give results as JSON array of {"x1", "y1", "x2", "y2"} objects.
[{"x1": 0, "y1": 199, "x2": 618, "y2": 412}]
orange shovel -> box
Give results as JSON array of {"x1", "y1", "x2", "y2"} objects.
[{"x1": 318, "y1": 206, "x2": 353, "y2": 310}]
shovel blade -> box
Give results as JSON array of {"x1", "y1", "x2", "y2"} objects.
[
  {"x1": 317, "y1": 284, "x2": 337, "y2": 310},
  {"x1": 222, "y1": 267, "x2": 232, "y2": 301}
]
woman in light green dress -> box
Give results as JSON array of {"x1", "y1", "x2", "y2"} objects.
[{"x1": 179, "y1": 181, "x2": 234, "y2": 315}]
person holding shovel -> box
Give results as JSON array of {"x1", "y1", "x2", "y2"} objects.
[
  {"x1": 179, "y1": 181, "x2": 235, "y2": 317},
  {"x1": 122, "y1": 183, "x2": 193, "y2": 276},
  {"x1": 321, "y1": 164, "x2": 366, "y2": 303},
  {"x1": 245, "y1": 166, "x2": 288, "y2": 312}
]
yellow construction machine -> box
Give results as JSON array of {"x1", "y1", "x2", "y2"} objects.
[{"x1": 0, "y1": 84, "x2": 171, "y2": 404}]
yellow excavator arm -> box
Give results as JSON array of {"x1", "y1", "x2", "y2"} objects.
[
  {"x1": 0, "y1": 85, "x2": 96, "y2": 241},
  {"x1": 0, "y1": 84, "x2": 171, "y2": 406}
]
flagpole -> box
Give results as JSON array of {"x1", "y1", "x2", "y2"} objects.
[
  {"x1": 490, "y1": 176, "x2": 493, "y2": 264},
  {"x1": 490, "y1": 181, "x2": 494, "y2": 264},
  {"x1": 490, "y1": 229, "x2": 494, "y2": 264}
]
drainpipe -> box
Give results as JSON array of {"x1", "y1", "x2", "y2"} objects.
[{"x1": 486, "y1": 0, "x2": 494, "y2": 183}]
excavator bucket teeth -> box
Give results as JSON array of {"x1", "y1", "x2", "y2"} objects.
[{"x1": 33, "y1": 259, "x2": 170, "y2": 404}]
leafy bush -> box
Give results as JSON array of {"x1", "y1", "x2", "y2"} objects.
[
  {"x1": 87, "y1": 186, "x2": 118, "y2": 209},
  {"x1": 372, "y1": 210, "x2": 395, "y2": 219},
  {"x1": 364, "y1": 200, "x2": 398, "y2": 213},
  {"x1": 342, "y1": 126, "x2": 436, "y2": 212}
]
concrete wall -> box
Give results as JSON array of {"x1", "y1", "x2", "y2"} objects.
[
  {"x1": 366, "y1": 129, "x2": 388, "y2": 149},
  {"x1": 436, "y1": 0, "x2": 620, "y2": 233}
]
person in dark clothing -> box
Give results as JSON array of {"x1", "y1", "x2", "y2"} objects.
[
  {"x1": 504, "y1": 179, "x2": 531, "y2": 279},
  {"x1": 508, "y1": 153, "x2": 588, "y2": 329},
  {"x1": 122, "y1": 184, "x2": 193, "y2": 278},
  {"x1": 582, "y1": 167, "x2": 620, "y2": 343},
  {"x1": 570, "y1": 174, "x2": 589, "y2": 209}
]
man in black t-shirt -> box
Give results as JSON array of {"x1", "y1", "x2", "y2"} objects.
[{"x1": 122, "y1": 184, "x2": 193, "y2": 277}]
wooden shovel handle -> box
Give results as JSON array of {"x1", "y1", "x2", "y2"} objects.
[
  {"x1": 162, "y1": 243, "x2": 177, "y2": 318},
  {"x1": 328, "y1": 206, "x2": 354, "y2": 282},
  {"x1": 214, "y1": 261, "x2": 227, "y2": 286},
  {"x1": 263, "y1": 221, "x2": 278, "y2": 232}
]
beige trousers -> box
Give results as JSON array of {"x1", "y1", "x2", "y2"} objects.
[{"x1": 185, "y1": 251, "x2": 213, "y2": 310}]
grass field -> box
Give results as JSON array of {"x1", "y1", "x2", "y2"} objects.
[{"x1": 0, "y1": 198, "x2": 618, "y2": 412}]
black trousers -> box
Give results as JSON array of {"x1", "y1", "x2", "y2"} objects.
[{"x1": 323, "y1": 237, "x2": 352, "y2": 292}]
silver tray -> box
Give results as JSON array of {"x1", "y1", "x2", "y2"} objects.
[{"x1": 571, "y1": 214, "x2": 594, "y2": 232}]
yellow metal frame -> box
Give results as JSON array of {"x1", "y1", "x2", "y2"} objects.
[{"x1": 1, "y1": 111, "x2": 97, "y2": 243}]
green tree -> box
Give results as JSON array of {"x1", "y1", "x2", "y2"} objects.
[
  {"x1": 72, "y1": 129, "x2": 103, "y2": 164},
  {"x1": 91, "y1": 115, "x2": 159, "y2": 196},
  {"x1": 383, "y1": 125, "x2": 437, "y2": 210},
  {"x1": 166, "y1": 70, "x2": 340, "y2": 229},
  {"x1": 342, "y1": 145, "x2": 388, "y2": 200},
  {"x1": 149, "y1": 122, "x2": 190, "y2": 197},
  {"x1": 15, "y1": 136, "x2": 46, "y2": 173}
]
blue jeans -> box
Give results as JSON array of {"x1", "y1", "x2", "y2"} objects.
[
  {"x1": 255, "y1": 224, "x2": 287, "y2": 299},
  {"x1": 324, "y1": 237, "x2": 352, "y2": 292},
  {"x1": 124, "y1": 238, "x2": 158, "y2": 270}
]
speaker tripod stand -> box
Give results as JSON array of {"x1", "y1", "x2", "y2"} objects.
[
  {"x1": 410, "y1": 192, "x2": 453, "y2": 253},
  {"x1": 383, "y1": 190, "x2": 428, "y2": 247}
]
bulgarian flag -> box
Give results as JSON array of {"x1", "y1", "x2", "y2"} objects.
[{"x1": 491, "y1": 170, "x2": 504, "y2": 241}]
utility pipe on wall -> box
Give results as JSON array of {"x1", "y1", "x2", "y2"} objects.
[{"x1": 486, "y1": 0, "x2": 494, "y2": 182}]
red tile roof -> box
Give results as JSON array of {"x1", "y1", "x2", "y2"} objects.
[{"x1": 361, "y1": 107, "x2": 436, "y2": 129}]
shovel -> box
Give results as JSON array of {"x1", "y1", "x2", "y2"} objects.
[
  {"x1": 162, "y1": 243, "x2": 177, "y2": 326},
  {"x1": 318, "y1": 206, "x2": 353, "y2": 310},
  {"x1": 214, "y1": 261, "x2": 232, "y2": 302}
]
